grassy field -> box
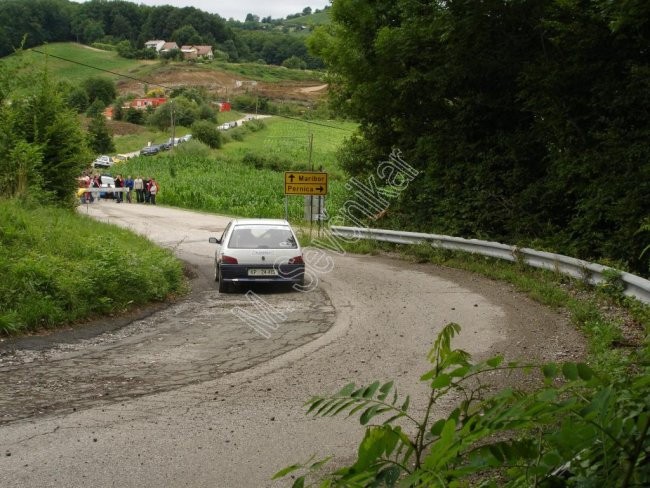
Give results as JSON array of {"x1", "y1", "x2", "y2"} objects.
[
  {"x1": 284, "y1": 10, "x2": 331, "y2": 27},
  {"x1": 109, "y1": 116, "x2": 356, "y2": 221},
  {"x1": 220, "y1": 117, "x2": 356, "y2": 178},
  {"x1": 111, "y1": 143, "x2": 349, "y2": 223},
  {"x1": 7, "y1": 43, "x2": 147, "y2": 84},
  {"x1": 210, "y1": 61, "x2": 323, "y2": 83},
  {"x1": 0, "y1": 200, "x2": 185, "y2": 334}
]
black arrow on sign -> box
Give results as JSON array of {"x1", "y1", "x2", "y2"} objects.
[
  {"x1": 288, "y1": 174, "x2": 295, "y2": 182},
  {"x1": 316, "y1": 186, "x2": 323, "y2": 192}
]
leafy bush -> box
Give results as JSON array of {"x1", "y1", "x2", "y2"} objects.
[
  {"x1": 276, "y1": 324, "x2": 649, "y2": 487},
  {"x1": 191, "y1": 120, "x2": 222, "y2": 149},
  {"x1": 0, "y1": 200, "x2": 185, "y2": 334}
]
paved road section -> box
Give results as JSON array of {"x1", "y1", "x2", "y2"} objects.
[{"x1": 0, "y1": 201, "x2": 586, "y2": 487}]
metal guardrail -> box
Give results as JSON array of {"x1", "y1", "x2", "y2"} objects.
[{"x1": 330, "y1": 226, "x2": 650, "y2": 304}]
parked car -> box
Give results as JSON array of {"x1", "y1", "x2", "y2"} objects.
[
  {"x1": 113, "y1": 154, "x2": 129, "y2": 163},
  {"x1": 181, "y1": 134, "x2": 192, "y2": 142},
  {"x1": 92, "y1": 155, "x2": 114, "y2": 168},
  {"x1": 140, "y1": 145, "x2": 160, "y2": 156},
  {"x1": 99, "y1": 175, "x2": 115, "y2": 199},
  {"x1": 208, "y1": 219, "x2": 305, "y2": 293},
  {"x1": 159, "y1": 141, "x2": 173, "y2": 151}
]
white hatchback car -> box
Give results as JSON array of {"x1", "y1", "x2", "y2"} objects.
[{"x1": 208, "y1": 219, "x2": 305, "y2": 293}]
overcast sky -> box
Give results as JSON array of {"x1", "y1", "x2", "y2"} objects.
[{"x1": 75, "y1": 1, "x2": 331, "y2": 21}]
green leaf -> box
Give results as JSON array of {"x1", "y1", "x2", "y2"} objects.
[
  {"x1": 542, "y1": 363, "x2": 558, "y2": 379},
  {"x1": 273, "y1": 464, "x2": 302, "y2": 479},
  {"x1": 430, "y1": 418, "x2": 446, "y2": 437},
  {"x1": 377, "y1": 380, "x2": 394, "y2": 401},
  {"x1": 486, "y1": 356, "x2": 503, "y2": 368},
  {"x1": 360, "y1": 405, "x2": 381, "y2": 425},
  {"x1": 401, "y1": 395, "x2": 410, "y2": 412},
  {"x1": 430, "y1": 374, "x2": 451, "y2": 389},
  {"x1": 562, "y1": 362, "x2": 579, "y2": 381},
  {"x1": 306, "y1": 398, "x2": 325, "y2": 415},
  {"x1": 348, "y1": 400, "x2": 371, "y2": 417},
  {"x1": 291, "y1": 477, "x2": 305, "y2": 488},
  {"x1": 362, "y1": 381, "x2": 381, "y2": 398},
  {"x1": 310, "y1": 457, "x2": 332, "y2": 470},
  {"x1": 337, "y1": 382, "x2": 356, "y2": 396},
  {"x1": 576, "y1": 363, "x2": 593, "y2": 381}
]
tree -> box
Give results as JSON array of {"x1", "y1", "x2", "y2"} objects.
[
  {"x1": 87, "y1": 114, "x2": 115, "y2": 154},
  {"x1": 191, "y1": 120, "x2": 222, "y2": 149},
  {"x1": 171, "y1": 24, "x2": 203, "y2": 47},
  {"x1": 0, "y1": 68, "x2": 90, "y2": 205},
  {"x1": 302, "y1": 7, "x2": 312, "y2": 16},
  {"x1": 310, "y1": 0, "x2": 650, "y2": 274},
  {"x1": 66, "y1": 86, "x2": 90, "y2": 113},
  {"x1": 81, "y1": 76, "x2": 116, "y2": 106},
  {"x1": 282, "y1": 55, "x2": 307, "y2": 69}
]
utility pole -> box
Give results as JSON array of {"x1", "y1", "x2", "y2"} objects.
[{"x1": 170, "y1": 99, "x2": 175, "y2": 150}]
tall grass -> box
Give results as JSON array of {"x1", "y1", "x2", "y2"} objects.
[
  {"x1": 0, "y1": 200, "x2": 185, "y2": 334},
  {"x1": 114, "y1": 145, "x2": 348, "y2": 222}
]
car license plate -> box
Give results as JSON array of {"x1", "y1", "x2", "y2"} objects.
[{"x1": 248, "y1": 268, "x2": 277, "y2": 276}]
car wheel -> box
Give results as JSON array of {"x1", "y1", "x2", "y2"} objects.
[
  {"x1": 218, "y1": 269, "x2": 230, "y2": 293},
  {"x1": 214, "y1": 262, "x2": 219, "y2": 282}
]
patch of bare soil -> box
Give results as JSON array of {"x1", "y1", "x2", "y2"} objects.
[
  {"x1": 107, "y1": 119, "x2": 147, "y2": 136},
  {"x1": 116, "y1": 65, "x2": 326, "y2": 103}
]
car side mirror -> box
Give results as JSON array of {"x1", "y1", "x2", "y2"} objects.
[{"x1": 208, "y1": 237, "x2": 221, "y2": 244}]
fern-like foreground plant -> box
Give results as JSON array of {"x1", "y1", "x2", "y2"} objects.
[{"x1": 274, "y1": 324, "x2": 649, "y2": 487}]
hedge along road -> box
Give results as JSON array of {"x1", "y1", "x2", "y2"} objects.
[{"x1": 0, "y1": 201, "x2": 586, "y2": 487}]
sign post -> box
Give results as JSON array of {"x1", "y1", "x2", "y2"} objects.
[{"x1": 284, "y1": 171, "x2": 328, "y2": 196}]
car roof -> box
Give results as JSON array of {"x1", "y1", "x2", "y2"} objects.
[{"x1": 230, "y1": 218, "x2": 291, "y2": 227}]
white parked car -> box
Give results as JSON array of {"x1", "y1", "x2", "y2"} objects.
[
  {"x1": 208, "y1": 219, "x2": 305, "y2": 293},
  {"x1": 92, "y1": 155, "x2": 114, "y2": 168}
]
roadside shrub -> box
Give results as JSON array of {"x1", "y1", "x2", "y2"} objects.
[
  {"x1": 276, "y1": 324, "x2": 650, "y2": 487},
  {"x1": 241, "y1": 152, "x2": 294, "y2": 171},
  {"x1": 191, "y1": 120, "x2": 222, "y2": 149},
  {"x1": 0, "y1": 200, "x2": 185, "y2": 334}
]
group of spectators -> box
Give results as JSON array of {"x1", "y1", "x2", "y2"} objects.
[
  {"x1": 78, "y1": 174, "x2": 159, "y2": 205},
  {"x1": 113, "y1": 175, "x2": 159, "y2": 205}
]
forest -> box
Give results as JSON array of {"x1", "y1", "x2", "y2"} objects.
[
  {"x1": 0, "y1": 0, "x2": 323, "y2": 67},
  {"x1": 311, "y1": 0, "x2": 649, "y2": 275}
]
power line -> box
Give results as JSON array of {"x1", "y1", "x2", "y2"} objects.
[{"x1": 30, "y1": 48, "x2": 355, "y2": 133}]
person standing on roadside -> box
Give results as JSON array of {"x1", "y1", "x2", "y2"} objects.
[
  {"x1": 149, "y1": 178, "x2": 159, "y2": 205},
  {"x1": 134, "y1": 176, "x2": 144, "y2": 203},
  {"x1": 125, "y1": 175, "x2": 134, "y2": 203},
  {"x1": 114, "y1": 174, "x2": 124, "y2": 203}
]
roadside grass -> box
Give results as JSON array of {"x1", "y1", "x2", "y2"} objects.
[
  {"x1": 0, "y1": 199, "x2": 185, "y2": 335},
  {"x1": 312, "y1": 238, "x2": 648, "y2": 376}
]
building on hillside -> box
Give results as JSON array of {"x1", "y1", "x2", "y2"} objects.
[
  {"x1": 126, "y1": 97, "x2": 168, "y2": 110},
  {"x1": 144, "y1": 40, "x2": 165, "y2": 52},
  {"x1": 103, "y1": 106, "x2": 114, "y2": 120},
  {"x1": 180, "y1": 45, "x2": 214, "y2": 60},
  {"x1": 160, "y1": 42, "x2": 179, "y2": 53}
]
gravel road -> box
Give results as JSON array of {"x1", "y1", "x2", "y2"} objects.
[{"x1": 0, "y1": 201, "x2": 586, "y2": 487}]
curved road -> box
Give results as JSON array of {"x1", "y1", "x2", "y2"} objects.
[{"x1": 0, "y1": 202, "x2": 586, "y2": 487}]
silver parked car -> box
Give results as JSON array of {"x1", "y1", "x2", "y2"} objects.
[{"x1": 208, "y1": 219, "x2": 305, "y2": 293}]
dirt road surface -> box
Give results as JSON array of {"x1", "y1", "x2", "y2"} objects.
[{"x1": 0, "y1": 202, "x2": 586, "y2": 487}]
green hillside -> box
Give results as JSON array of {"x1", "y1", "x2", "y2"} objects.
[
  {"x1": 6, "y1": 43, "x2": 147, "y2": 84},
  {"x1": 283, "y1": 10, "x2": 330, "y2": 27}
]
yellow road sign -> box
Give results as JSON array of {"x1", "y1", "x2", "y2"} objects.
[{"x1": 284, "y1": 171, "x2": 328, "y2": 196}]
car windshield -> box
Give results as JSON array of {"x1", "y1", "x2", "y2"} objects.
[{"x1": 228, "y1": 226, "x2": 297, "y2": 249}]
